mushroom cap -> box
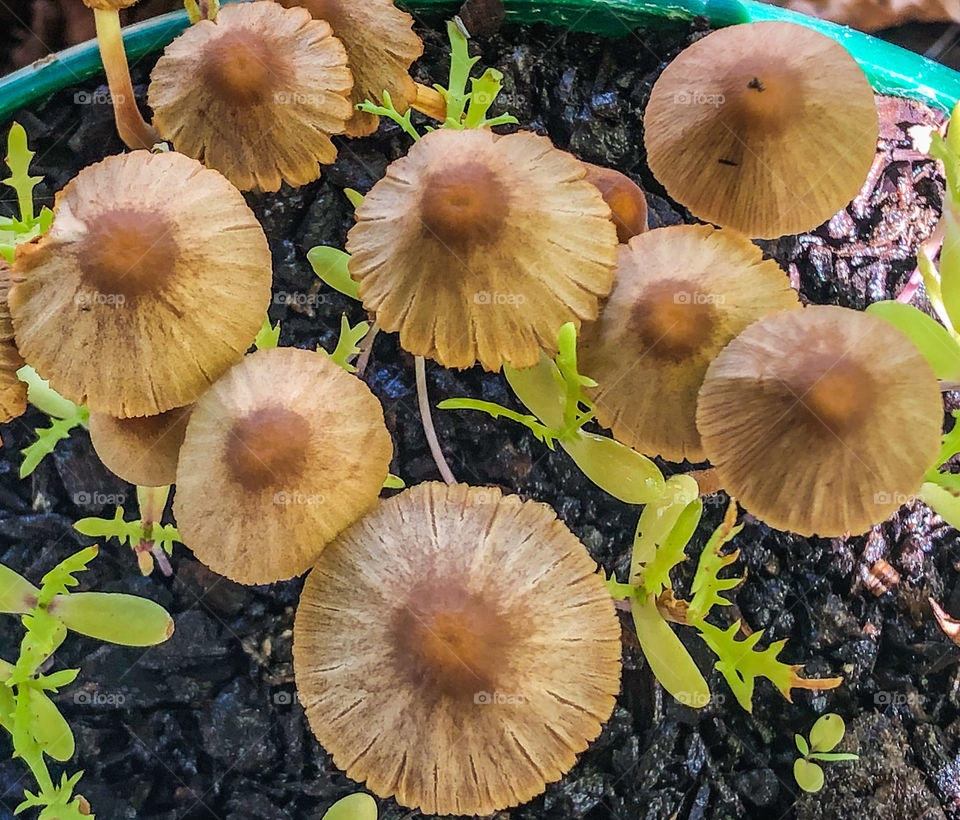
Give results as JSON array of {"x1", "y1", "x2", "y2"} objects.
[
  {"x1": 9, "y1": 150, "x2": 271, "y2": 418},
  {"x1": 0, "y1": 264, "x2": 26, "y2": 427},
  {"x1": 174, "y1": 346, "x2": 393, "y2": 584},
  {"x1": 89, "y1": 404, "x2": 192, "y2": 488},
  {"x1": 644, "y1": 21, "x2": 878, "y2": 239},
  {"x1": 346, "y1": 128, "x2": 618, "y2": 370},
  {"x1": 579, "y1": 224, "x2": 800, "y2": 462},
  {"x1": 149, "y1": 1, "x2": 354, "y2": 192},
  {"x1": 696, "y1": 305, "x2": 943, "y2": 536},
  {"x1": 583, "y1": 162, "x2": 648, "y2": 243},
  {"x1": 294, "y1": 482, "x2": 621, "y2": 816},
  {"x1": 281, "y1": 0, "x2": 423, "y2": 137}
]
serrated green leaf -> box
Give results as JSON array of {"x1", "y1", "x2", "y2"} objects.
[
  {"x1": 601, "y1": 569, "x2": 636, "y2": 600},
  {"x1": 307, "y1": 246, "x2": 360, "y2": 300},
  {"x1": 809, "y1": 713, "x2": 846, "y2": 753},
  {"x1": 50, "y1": 592, "x2": 173, "y2": 647},
  {"x1": 638, "y1": 499, "x2": 702, "y2": 597},
  {"x1": 3, "y1": 123, "x2": 42, "y2": 226},
  {"x1": 794, "y1": 758, "x2": 824, "y2": 793},
  {"x1": 322, "y1": 792, "x2": 378, "y2": 820},
  {"x1": 688, "y1": 501, "x2": 743, "y2": 622},
  {"x1": 320, "y1": 315, "x2": 369, "y2": 372},
  {"x1": 357, "y1": 90, "x2": 421, "y2": 141},
  {"x1": 866, "y1": 301, "x2": 960, "y2": 380},
  {"x1": 20, "y1": 412, "x2": 87, "y2": 478},
  {"x1": 438, "y1": 398, "x2": 557, "y2": 446}
]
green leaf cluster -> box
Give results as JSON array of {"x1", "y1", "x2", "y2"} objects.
[
  {"x1": 793, "y1": 714, "x2": 858, "y2": 792},
  {"x1": 16, "y1": 366, "x2": 89, "y2": 478},
  {"x1": 75, "y1": 506, "x2": 181, "y2": 560}
]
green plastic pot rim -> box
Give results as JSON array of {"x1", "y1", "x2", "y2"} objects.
[{"x1": 0, "y1": 0, "x2": 959, "y2": 126}]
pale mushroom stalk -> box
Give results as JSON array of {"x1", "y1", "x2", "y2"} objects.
[
  {"x1": 411, "y1": 82, "x2": 447, "y2": 121},
  {"x1": 352, "y1": 320, "x2": 379, "y2": 377},
  {"x1": 136, "y1": 485, "x2": 172, "y2": 577},
  {"x1": 93, "y1": 8, "x2": 161, "y2": 150},
  {"x1": 415, "y1": 355, "x2": 456, "y2": 485}
]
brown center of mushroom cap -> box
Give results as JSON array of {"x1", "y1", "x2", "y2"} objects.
[
  {"x1": 419, "y1": 163, "x2": 507, "y2": 247},
  {"x1": 391, "y1": 581, "x2": 516, "y2": 699},
  {"x1": 77, "y1": 209, "x2": 177, "y2": 300},
  {"x1": 224, "y1": 405, "x2": 310, "y2": 491},
  {"x1": 792, "y1": 356, "x2": 875, "y2": 437},
  {"x1": 720, "y1": 70, "x2": 804, "y2": 137},
  {"x1": 629, "y1": 279, "x2": 719, "y2": 363},
  {"x1": 202, "y1": 30, "x2": 284, "y2": 106}
]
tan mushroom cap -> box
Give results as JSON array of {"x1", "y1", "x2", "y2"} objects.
[
  {"x1": 0, "y1": 264, "x2": 26, "y2": 428},
  {"x1": 90, "y1": 404, "x2": 192, "y2": 488},
  {"x1": 346, "y1": 128, "x2": 618, "y2": 370},
  {"x1": 583, "y1": 162, "x2": 648, "y2": 244},
  {"x1": 174, "y1": 346, "x2": 393, "y2": 584},
  {"x1": 9, "y1": 150, "x2": 271, "y2": 418},
  {"x1": 281, "y1": 0, "x2": 423, "y2": 137},
  {"x1": 579, "y1": 224, "x2": 800, "y2": 462},
  {"x1": 294, "y1": 482, "x2": 621, "y2": 816},
  {"x1": 644, "y1": 21, "x2": 878, "y2": 239},
  {"x1": 696, "y1": 305, "x2": 942, "y2": 537},
  {"x1": 149, "y1": 1, "x2": 354, "y2": 192}
]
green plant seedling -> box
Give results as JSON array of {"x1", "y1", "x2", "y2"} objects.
[
  {"x1": 1, "y1": 122, "x2": 53, "y2": 262},
  {"x1": 254, "y1": 315, "x2": 281, "y2": 350},
  {"x1": 320, "y1": 315, "x2": 370, "y2": 373},
  {"x1": 17, "y1": 365, "x2": 90, "y2": 478},
  {"x1": 308, "y1": 246, "x2": 360, "y2": 300},
  {"x1": 441, "y1": 322, "x2": 665, "y2": 505},
  {"x1": 74, "y1": 486, "x2": 181, "y2": 576},
  {"x1": 0, "y1": 546, "x2": 173, "y2": 817},
  {"x1": 793, "y1": 713, "x2": 858, "y2": 793},
  {"x1": 322, "y1": 792, "x2": 378, "y2": 820}
]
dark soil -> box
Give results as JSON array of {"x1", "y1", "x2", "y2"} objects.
[{"x1": 1, "y1": 13, "x2": 959, "y2": 820}]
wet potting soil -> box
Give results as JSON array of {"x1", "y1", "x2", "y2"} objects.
[{"x1": 1, "y1": 12, "x2": 959, "y2": 820}]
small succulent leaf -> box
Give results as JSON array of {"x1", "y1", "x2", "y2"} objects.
[
  {"x1": 631, "y1": 594, "x2": 709, "y2": 707},
  {"x1": 808, "y1": 752, "x2": 859, "y2": 762},
  {"x1": 254, "y1": 316, "x2": 281, "y2": 350},
  {"x1": 17, "y1": 365, "x2": 81, "y2": 420},
  {"x1": 919, "y1": 481, "x2": 960, "y2": 529},
  {"x1": 35, "y1": 668, "x2": 79, "y2": 692},
  {"x1": 809, "y1": 713, "x2": 846, "y2": 752},
  {"x1": 382, "y1": 474, "x2": 405, "y2": 490},
  {"x1": 51, "y1": 592, "x2": 174, "y2": 647},
  {"x1": 26, "y1": 688, "x2": 74, "y2": 762},
  {"x1": 630, "y1": 474, "x2": 700, "y2": 585},
  {"x1": 688, "y1": 501, "x2": 743, "y2": 622},
  {"x1": 343, "y1": 188, "x2": 365, "y2": 209},
  {"x1": 561, "y1": 432, "x2": 665, "y2": 506},
  {"x1": 865, "y1": 301, "x2": 960, "y2": 381},
  {"x1": 307, "y1": 246, "x2": 360, "y2": 300},
  {"x1": 0, "y1": 563, "x2": 38, "y2": 615},
  {"x1": 3, "y1": 122, "x2": 42, "y2": 226},
  {"x1": 640, "y1": 499, "x2": 702, "y2": 598},
  {"x1": 322, "y1": 792, "x2": 378, "y2": 820},
  {"x1": 794, "y1": 758, "x2": 825, "y2": 793},
  {"x1": 504, "y1": 355, "x2": 565, "y2": 430},
  {"x1": 795, "y1": 734, "x2": 810, "y2": 756}
]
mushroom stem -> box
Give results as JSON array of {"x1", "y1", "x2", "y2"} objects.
[
  {"x1": 411, "y1": 82, "x2": 447, "y2": 122},
  {"x1": 415, "y1": 356, "x2": 457, "y2": 485},
  {"x1": 354, "y1": 321, "x2": 379, "y2": 377},
  {"x1": 93, "y1": 8, "x2": 162, "y2": 150}
]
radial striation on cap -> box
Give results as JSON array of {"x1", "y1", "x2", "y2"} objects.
[
  {"x1": 0, "y1": 265, "x2": 26, "y2": 429},
  {"x1": 644, "y1": 21, "x2": 879, "y2": 239},
  {"x1": 174, "y1": 347, "x2": 393, "y2": 584},
  {"x1": 294, "y1": 482, "x2": 622, "y2": 816},
  {"x1": 9, "y1": 150, "x2": 271, "y2": 418},
  {"x1": 696, "y1": 305, "x2": 943, "y2": 536},
  {"x1": 149, "y1": 1, "x2": 354, "y2": 192},
  {"x1": 346, "y1": 128, "x2": 618, "y2": 370},
  {"x1": 282, "y1": 0, "x2": 423, "y2": 137},
  {"x1": 579, "y1": 224, "x2": 800, "y2": 462}
]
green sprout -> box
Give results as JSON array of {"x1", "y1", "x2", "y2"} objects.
[
  {"x1": 308, "y1": 246, "x2": 360, "y2": 300},
  {"x1": 321, "y1": 793, "x2": 378, "y2": 820},
  {"x1": 254, "y1": 315, "x2": 281, "y2": 350},
  {"x1": 603, "y1": 487, "x2": 842, "y2": 711},
  {"x1": 440, "y1": 323, "x2": 665, "y2": 505},
  {"x1": 1, "y1": 546, "x2": 174, "y2": 817},
  {"x1": 74, "y1": 487, "x2": 181, "y2": 577},
  {"x1": 356, "y1": 19, "x2": 517, "y2": 141},
  {"x1": 793, "y1": 714, "x2": 858, "y2": 793},
  {"x1": 1, "y1": 123, "x2": 53, "y2": 262},
  {"x1": 320, "y1": 315, "x2": 370, "y2": 373},
  {"x1": 17, "y1": 365, "x2": 90, "y2": 479}
]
